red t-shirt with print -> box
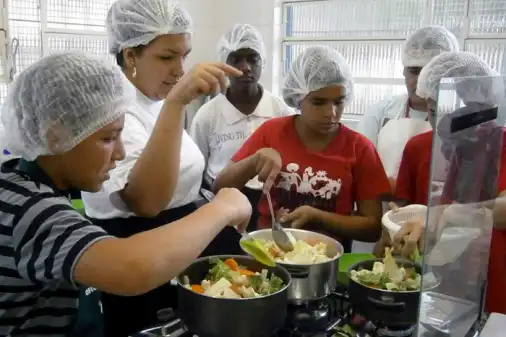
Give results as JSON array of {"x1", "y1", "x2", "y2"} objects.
[
  {"x1": 395, "y1": 128, "x2": 506, "y2": 314},
  {"x1": 231, "y1": 116, "x2": 390, "y2": 237}
]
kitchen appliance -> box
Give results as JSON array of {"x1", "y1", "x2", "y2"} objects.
[
  {"x1": 176, "y1": 255, "x2": 291, "y2": 337},
  {"x1": 346, "y1": 258, "x2": 425, "y2": 328},
  {"x1": 243, "y1": 228, "x2": 344, "y2": 303},
  {"x1": 134, "y1": 285, "x2": 486, "y2": 337}
]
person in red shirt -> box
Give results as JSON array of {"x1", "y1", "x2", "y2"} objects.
[
  {"x1": 377, "y1": 51, "x2": 506, "y2": 314},
  {"x1": 212, "y1": 46, "x2": 391, "y2": 251}
]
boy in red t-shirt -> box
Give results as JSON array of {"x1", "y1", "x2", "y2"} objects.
[
  {"x1": 377, "y1": 51, "x2": 506, "y2": 314},
  {"x1": 213, "y1": 46, "x2": 391, "y2": 250}
]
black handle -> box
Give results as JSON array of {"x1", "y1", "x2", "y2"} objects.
[
  {"x1": 367, "y1": 296, "x2": 405, "y2": 311},
  {"x1": 283, "y1": 265, "x2": 309, "y2": 278}
]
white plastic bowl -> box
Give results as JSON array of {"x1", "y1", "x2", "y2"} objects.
[{"x1": 381, "y1": 204, "x2": 428, "y2": 241}]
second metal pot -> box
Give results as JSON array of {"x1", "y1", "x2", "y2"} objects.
[{"x1": 243, "y1": 228, "x2": 344, "y2": 303}]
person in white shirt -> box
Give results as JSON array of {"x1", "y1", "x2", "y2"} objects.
[
  {"x1": 190, "y1": 23, "x2": 293, "y2": 230},
  {"x1": 80, "y1": 0, "x2": 245, "y2": 335},
  {"x1": 359, "y1": 26, "x2": 459, "y2": 190}
]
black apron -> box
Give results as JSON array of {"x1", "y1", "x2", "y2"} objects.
[
  {"x1": 69, "y1": 287, "x2": 104, "y2": 337},
  {"x1": 90, "y1": 196, "x2": 243, "y2": 337},
  {"x1": 11, "y1": 159, "x2": 104, "y2": 337},
  {"x1": 240, "y1": 187, "x2": 262, "y2": 232}
]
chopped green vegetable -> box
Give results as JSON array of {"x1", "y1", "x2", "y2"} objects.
[
  {"x1": 249, "y1": 274, "x2": 263, "y2": 290},
  {"x1": 207, "y1": 258, "x2": 233, "y2": 282},
  {"x1": 334, "y1": 324, "x2": 354, "y2": 337},
  {"x1": 267, "y1": 274, "x2": 284, "y2": 294},
  {"x1": 410, "y1": 247, "x2": 422, "y2": 263}
]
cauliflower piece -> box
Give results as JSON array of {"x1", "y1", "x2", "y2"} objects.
[
  {"x1": 204, "y1": 278, "x2": 232, "y2": 297},
  {"x1": 201, "y1": 279, "x2": 211, "y2": 290}
]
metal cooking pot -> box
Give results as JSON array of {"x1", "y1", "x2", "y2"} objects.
[
  {"x1": 176, "y1": 255, "x2": 291, "y2": 337},
  {"x1": 347, "y1": 258, "x2": 425, "y2": 327},
  {"x1": 243, "y1": 229, "x2": 343, "y2": 303}
]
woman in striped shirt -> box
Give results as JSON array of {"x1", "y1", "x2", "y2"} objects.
[{"x1": 0, "y1": 52, "x2": 251, "y2": 337}]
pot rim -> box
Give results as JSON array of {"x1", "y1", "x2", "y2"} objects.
[
  {"x1": 243, "y1": 228, "x2": 344, "y2": 267},
  {"x1": 177, "y1": 254, "x2": 292, "y2": 301},
  {"x1": 347, "y1": 257, "x2": 423, "y2": 294}
]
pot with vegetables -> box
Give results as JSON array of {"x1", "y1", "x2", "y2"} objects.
[
  {"x1": 347, "y1": 248, "x2": 439, "y2": 328},
  {"x1": 242, "y1": 228, "x2": 343, "y2": 303},
  {"x1": 176, "y1": 255, "x2": 291, "y2": 337}
]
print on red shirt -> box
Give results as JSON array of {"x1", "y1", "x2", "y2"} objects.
[
  {"x1": 276, "y1": 164, "x2": 342, "y2": 214},
  {"x1": 231, "y1": 116, "x2": 391, "y2": 234}
]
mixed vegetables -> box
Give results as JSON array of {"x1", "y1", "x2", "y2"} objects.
[
  {"x1": 258, "y1": 238, "x2": 335, "y2": 264},
  {"x1": 350, "y1": 248, "x2": 421, "y2": 291},
  {"x1": 184, "y1": 258, "x2": 285, "y2": 298}
]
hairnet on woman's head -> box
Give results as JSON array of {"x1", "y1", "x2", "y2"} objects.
[
  {"x1": 216, "y1": 23, "x2": 266, "y2": 65},
  {"x1": 402, "y1": 25, "x2": 460, "y2": 67},
  {"x1": 1, "y1": 52, "x2": 134, "y2": 161},
  {"x1": 282, "y1": 46, "x2": 353, "y2": 108},
  {"x1": 416, "y1": 51, "x2": 500, "y2": 105},
  {"x1": 107, "y1": 0, "x2": 193, "y2": 54}
]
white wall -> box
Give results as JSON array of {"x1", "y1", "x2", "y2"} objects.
[{"x1": 179, "y1": 0, "x2": 279, "y2": 92}]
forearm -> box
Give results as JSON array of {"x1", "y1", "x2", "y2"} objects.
[
  {"x1": 313, "y1": 209, "x2": 382, "y2": 242},
  {"x1": 212, "y1": 155, "x2": 257, "y2": 193},
  {"x1": 76, "y1": 202, "x2": 231, "y2": 296},
  {"x1": 122, "y1": 101, "x2": 185, "y2": 217}
]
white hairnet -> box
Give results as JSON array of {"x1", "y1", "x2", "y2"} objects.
[
  {"x1": 417, "y1": 51, "x2": 501, "y2": 105},
  {"x1": 107, "y1": 0, "x2": 193, "y2": 54},
  {"x1": 216, "y1": 23, "x2": 266, "y2": 65},
  {"x1": 402, "y1": 25, "x2": 460, "y2": 67},
  {"x1": 282, "y1": 46, "x2": 354, "y2": 108},
  {"x1": 1, "y1": 52, "x2": 134, "y2": 161}
]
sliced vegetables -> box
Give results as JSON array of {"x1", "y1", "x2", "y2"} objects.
[
  {"x1": 257, "y1": 238, "x2": 334, "y2": 264},
  {"x1": 184, "y1": 258, "x2": 285, "y2": 299},
  {"x1": 350, "y1": 248, "x2": 422, "y2": 291}
]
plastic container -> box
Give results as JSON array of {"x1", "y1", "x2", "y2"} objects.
[{"x1": 381, "y1": 204, "x2": 428, "y2": 241}]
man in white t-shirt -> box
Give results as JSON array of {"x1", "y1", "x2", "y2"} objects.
[{"x1": 190, "y1": 23, "x2": 294, "y2": 229}]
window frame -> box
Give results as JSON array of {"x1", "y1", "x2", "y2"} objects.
[{"x1": 279, "y1": 0, "x2": 506, "y2": 125}]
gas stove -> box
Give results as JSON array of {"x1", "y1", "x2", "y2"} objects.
[{"x1": 134, "y1": 289, "x2": 416, "y2": 337}]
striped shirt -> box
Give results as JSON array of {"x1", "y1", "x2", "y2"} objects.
[{"x1": 0, "y1": 159, "x2": 111, "y2": 336}]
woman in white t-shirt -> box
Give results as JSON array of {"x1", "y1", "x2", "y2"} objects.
[
  {"x1": 190, "y1": 24, "x2": 293, "y2": 230},
  {"x1": 81, "y1": 0, "x2": 244, "y2": 335}
]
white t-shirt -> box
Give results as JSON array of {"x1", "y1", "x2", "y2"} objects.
[
  {"x1": 189, "y1": 90, "x2": 294, "y2": 189},
  {"x1": 82, "y1": 82, "x2": 205, "y2": 219},
  {"x1": 359, "y1": 93, "x2": 428, "y2": 146}
]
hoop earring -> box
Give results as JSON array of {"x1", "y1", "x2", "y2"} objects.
[{"x1": 132, "y1": 66, "x2": 137, "y2": 78}]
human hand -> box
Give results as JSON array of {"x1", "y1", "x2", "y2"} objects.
[
  {"x1": 279, "y1": 205, "x2": 318, "y2": 229},
  {"x1": 275, "y1": 207, "x2": 289, "y2": 222},
  {"x1": 392, "y1": 219, "x2": 425, "y2": 259},
  {"x1": 212, "y1": 188, "x2": 252, "y2": 233},
  {"x1": 167, "y1": 62, "x2": 242, "y2": 105},
  {"x1": 254, "y1": 148, "x2": 282, "y2": 193},
  {"x1": 373, "y1": 230, "x2": 393, "y2": 258}
]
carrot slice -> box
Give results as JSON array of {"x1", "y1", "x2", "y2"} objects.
[
  {"x1": 191, "y1": 285, "x2": 204, "y2": 293},
  {"x1": 231, "y1": 284, "x2": 241, "y2": 294},
  {"x1": 238, "y1": 269, "x2": 255, "y2": 276},
  {"x1": 224, "y1": 258, "x2": 239, "y2": 271}
]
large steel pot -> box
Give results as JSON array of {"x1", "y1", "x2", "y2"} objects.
[
  {"x1": 347, "y1": 258, "x2": 424, "y2": 328},
  {"x1": 243, "y1": 229, "x2": 343, "y2": 303},
  {"x1": 176, "y1": 255, "x2": 291, "y2": 337}
]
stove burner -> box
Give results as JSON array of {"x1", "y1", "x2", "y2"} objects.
[
  {"x1": 134, "y1": 291, "x2": 417, "y2": 337},
  {"x1": 285, "y1": 293, "x2": 349, "y2": 332}
]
